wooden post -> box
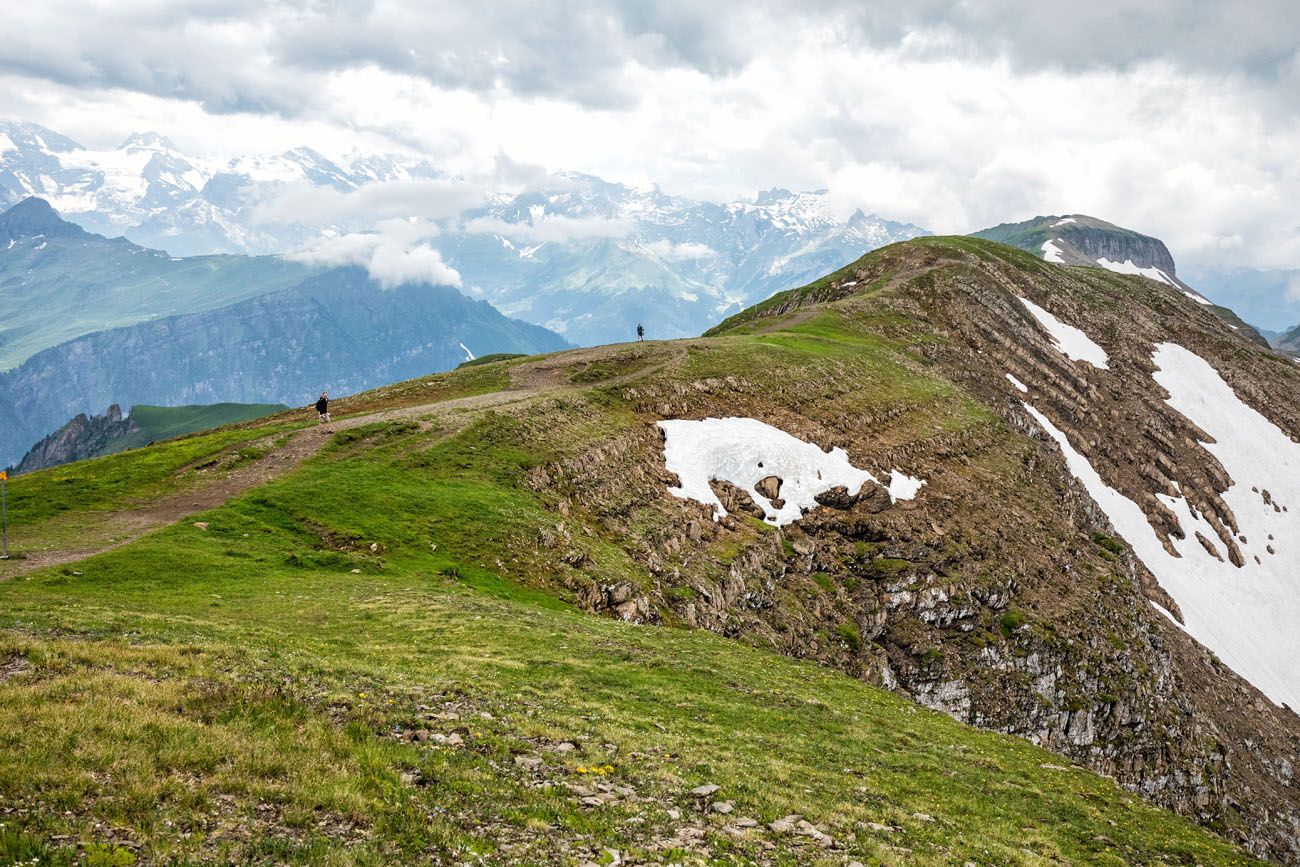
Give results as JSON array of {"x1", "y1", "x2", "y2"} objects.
[{"x1": 0, "y1": 470, "x2": 7, "y2": 559}]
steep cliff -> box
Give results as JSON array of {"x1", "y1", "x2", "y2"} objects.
[
  {"x1": 972, "y1": 215, "x2": 1270, "y2": 346},
  {"x1": 12, "y1": 404, "x2": 138, "y2": 473}
]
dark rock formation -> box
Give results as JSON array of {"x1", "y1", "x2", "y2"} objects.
[{"x1": 13, "y1": 404, "x2": 138, "y2": 473}]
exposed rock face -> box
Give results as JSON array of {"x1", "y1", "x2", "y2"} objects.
[
  {"x1": 510, "y1": 240, "x2": 1300, "y2": 862},
  {"x1": 1276, "y1": 321, "x2": 1300, "y2": 357},
  {"x1": 971, "y1": 214, "x2": 1272, "y2": 348},
  {"x1": 974, "y1": 214, "x2": 1181, "y2": 278},
  {"x1": 14, "y1": 404, "x2": 138, "y2": 473}
]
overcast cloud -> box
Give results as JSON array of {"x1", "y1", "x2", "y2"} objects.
[{"x1": 1, "y1": 1, "x2": 1299, "y2": 274}]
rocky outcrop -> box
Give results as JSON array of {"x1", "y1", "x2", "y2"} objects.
[
  {"x1": 13, "y1": 404, "x2": 138, "y2": 473},
  {"x1": 973, "y1": 214, "x2": 1182, "y2": 279},
  {"x1": 511, "y1": 239, "x2": 1300, "y2": 861}
]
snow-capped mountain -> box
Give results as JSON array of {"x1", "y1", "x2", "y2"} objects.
[
  {"x1": 0, "y1": 120, "x2": 928, "y2": 345},
  {"x1": 445, "y1": 175, "x2": 926, "y2": 344}
]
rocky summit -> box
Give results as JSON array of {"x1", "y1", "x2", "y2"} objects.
[{"x1": 1, "y1": 233, "x2": 1296, "y2": 864}]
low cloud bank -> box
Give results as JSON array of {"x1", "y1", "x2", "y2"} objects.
[{"x1": 288, "y1": 218, "x2": 462, "y2": 288}]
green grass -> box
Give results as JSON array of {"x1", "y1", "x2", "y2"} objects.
[
  {"x1": 0, "y1": 385, "x2": 1263, "y2": 865},
  {"x1": 123, "y1": 402, "x2": 290, "y2": 445},
  {"x1": 458, "y1": 352, "x2": 527, "y2": 369},
  {"x1": 331, "y1": 355, "x2": 518, "y2": 416},
  {"x1": 2, "y1": 424, "x2": 295, "y2": 529}
]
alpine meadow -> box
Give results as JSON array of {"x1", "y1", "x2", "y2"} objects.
[{"x1": 2, "y1": 3, "x2": 1300, "y2": 866}]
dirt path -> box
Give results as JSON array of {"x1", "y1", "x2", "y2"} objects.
[
  {"x1": 1, "y1": 340, "x2": 691, "y2": 579},
  {"x1": 751, "y1": 309, "x2": 819, "y2": 335},
  {"x1": 1, "y1": 388, "x2": 541, "y2": 578},
  {"x1": 507, "y1": 340, "x2": 688, "y2": 391}
]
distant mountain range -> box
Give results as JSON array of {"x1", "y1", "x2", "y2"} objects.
[
  {"x1": 0, "y1": 197, "x2": 309, "y2": 371},
  {"x1": 0, "y1": 198, "x2": 568, "y2": 466},
  {"x1": 0, "y1": 119, "x2": 929, "y2": 346}
]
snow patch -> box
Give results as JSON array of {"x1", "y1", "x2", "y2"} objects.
[
  {"x1": 1005, "y1": 373, "x2": 1029, "y2": 393},
  {"x1": 1183, "y1": 291, "x2": 1213, "y2": 306},
  {"x1": 1024, "y1": 341, "x2": 1300, "y2": 709},
  {"x1": 1052, "y1": 217, "x2": 1078, "y2": 227},
  {"x1": 1017, "y1": 297, "x2": 1110, "y2": 369},
  {"x1": 658, "y1": 417, "x2": 923, "y2": 526},
  {"x1": 887, "y1": 472, "x2": 926, "y2": 501},
  {"x1": 1096, "y1": 257, "x2": 1176, "y2": 287},
  {"x1": 1041, "y1": 239, "x2": 1066, "y2": 263}
]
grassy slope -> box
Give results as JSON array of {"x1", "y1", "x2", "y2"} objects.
[
  {"x1": 116, "y1": 404, "x2": 291, "y2": 451},
  {"x1": 0, "y1": 287, "x2": 1264, "y2": 864}
]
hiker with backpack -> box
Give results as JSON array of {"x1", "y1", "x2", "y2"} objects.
[{"x1": 315, "y1": 391, "x2": 334, "y2": 433}]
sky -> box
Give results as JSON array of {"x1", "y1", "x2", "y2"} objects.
[{"x1": 2, "y1": 0, "x2": 1300, "y2": 282}]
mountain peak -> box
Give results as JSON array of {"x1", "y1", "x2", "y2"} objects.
[
  {"x1": 119, "y1": 131, "x2": 177, "y2": 152},
  {"x1": 972, "y1": 213, "x2": 1180, "y2": 279},
  {"x1": 754, "y1": 187, "x2": 796, "y2": 205},
  {"x1": 0, "y1": 119, "x2": 83, "y2": 153},
  {"x1": 0, "y1": 197, "x2": 86, "y2": 242}
]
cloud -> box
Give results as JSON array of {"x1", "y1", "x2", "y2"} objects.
[
  {"x1": 462, "y1": 214, "x2": 634, "y2": 243},
  {"x1": 365, "y1": 243, "x2": 462, "y2": 289},
  {"x1": 3, "y1": 1, "x2": 1300, "y2": 286},
  {"x1": 254, "y1": 178, "x2": 486, "y2": 226},
  {"x1": 287, "y1": 219, "x2": 462, "y2": 288},
  {"x1": 1, "y1": 1, "x2": 1297, "y2": 118},
  {"x1": 644, "y1": 240, "x2": 716, "y2": 260}
]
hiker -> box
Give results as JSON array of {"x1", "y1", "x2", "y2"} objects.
[
  {"x1": 636, "y1": 322, "x2": 645, "y2": 341},
  {"x1": 315, "y1": 391, "x2": 334, "y2": 433}
]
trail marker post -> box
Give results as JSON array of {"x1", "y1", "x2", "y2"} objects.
[{"x1": 0, "y1": 470, "x2": 7, "y2": 559}]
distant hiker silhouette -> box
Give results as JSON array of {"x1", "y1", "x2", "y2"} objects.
[
  {"x1": 636, "y1": 323, "x2": 645, "y2": 341},
  {"x1": 315, "y1": 391, "x2": 334, "y2": 433}
]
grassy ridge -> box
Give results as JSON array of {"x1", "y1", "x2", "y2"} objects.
[
  {"x1": 122, "y1": 403, "x2": 291, "y2": 448},
  {"x1": 0, "y1": 323, "x2": 1263, "y2": 865}
]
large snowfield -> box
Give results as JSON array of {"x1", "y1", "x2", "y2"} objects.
[
  {"x1": 1018, "y1": 296, "x2": 1110, "y2": 369},
  {"x1": 1095, "y1": 257, "x2": 1178, "y2": 287},
  {"x1": 1024, "y1": 335, "x2": 1300, "y2": 710},
  {"x1": 658, "y1": 417, "x2": 924, "y2": 526}
]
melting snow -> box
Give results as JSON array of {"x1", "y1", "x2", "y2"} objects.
[
  {"x1": 658, "y1": 417, "x2": 923, "y2": 526},
  {"x1": 1095, "y1": 257, "x2": 1177, "y2": 287},
  {"x1": 1041, "y1": 239, "x2": 1066, "y2": 263},
  {"x1": 1182, "y1": 291, "x2": 1213, "y2": 306},
  {"x1": 1017, "y1": 297, "x2": 1110, "y2": 369},
  {"x1": 1052, "y1": 217, "x2": 1078, "y2": 227},
  {"x1": 1025, "y1": 341, "x2": 1300, "y2": 709},
  {"x1": 459, "y1": 342, "x2": 475, "y2": 362},
  {"x1": 1005, "y1": 373, "x2": 1029, "y2": 393},
  {"x1": 887, "y1": 472, "x2": 926, "y2": 501}
]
